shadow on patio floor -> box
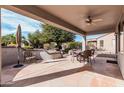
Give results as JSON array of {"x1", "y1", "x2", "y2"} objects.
[{"x1": 3, "y1": 65, "x2": 91, "y2": 87}]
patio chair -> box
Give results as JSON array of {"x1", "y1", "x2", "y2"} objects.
[
  {"x1": 84, "y1": 50, "x2": 92, "y2": 64},
  {"x1": 76, "y1": 52, "x2": 84, "y2": 62},
  {"x1": 23, "y1": 50, "x2": 36, "y2": 63},
  {"x1": 90, "y1": 49, "x2": 95, "y2": 62},
  {"x1": 68, "y1": 49, "x2": 79, "y2": 62},
  {"x1": 76, "y1": 50, "x2": 92, "y2": 64}
]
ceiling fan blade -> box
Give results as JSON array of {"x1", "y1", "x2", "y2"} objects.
[
  {"x1": 86, "y1": 23, "x2": 91, "y2": 26},
  {"x1": 92, "y1": 19, "x2": 103, "y2": 22},
  {"x1": 92, "y1": 22, "x2": 96, "y2": 25},
  {"x1": 86, "y1": 22, "x2": 96, "y2": 26}
]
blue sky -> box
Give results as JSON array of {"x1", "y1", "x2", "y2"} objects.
[
  {"x1": 1, "y1": 8, "x2": 42, "y2": 38},
  {"x1": 1, "y1": 8, "x2": 103, "y2": 42}
]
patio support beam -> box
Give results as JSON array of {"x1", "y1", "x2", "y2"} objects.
[
  {"x1": 118, "y1": 31, "x2": 121, "y2": 52},
  {"x1": 117, "y1": 22, "x2": 123, "y2": 52},
  {"x1": 82, "y1": 35, "x2": 86, "y2": 51},
  {"x1": 115, "y1": 33, "x2": 118, "y2": 54},
  {"x1": 116, "y1": 35, "x2": 120, "y2": 53},
  {"x1": 3, "y1": 5, "x2": 86, "y2": 35},
  {"x1": 87, "y1": 27, "x2": 114, "y2": 35}
]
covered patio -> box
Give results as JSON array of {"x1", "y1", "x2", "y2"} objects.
[
  {"x1": 0, "y1": 5, "x2": 124, "y2": 87},
  {"x1": 1, "y1": 57, "x2": 124, "y2": 87}
]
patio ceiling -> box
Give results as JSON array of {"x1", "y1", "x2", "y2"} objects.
[
  {"x1": 2, "y1": 5, "x2": 124, "y2": 35},
  {"x1": 39, "y1": 5, "x2": 123, "y2": 35}
]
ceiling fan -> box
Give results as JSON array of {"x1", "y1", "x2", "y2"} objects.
[{"x1": 85, "y1": 16, "x2": 103, "y2": 25}]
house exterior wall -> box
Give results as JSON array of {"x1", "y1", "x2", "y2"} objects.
[
  {"x1": 97, "y1": 33, "x2": 116, "y2": 54},
  {"x1": 118, "y1": 53, "x2": 124, "y2": 78},
  {"x1": 118, "y1": 31, "x2": 124, "y2": 78}
]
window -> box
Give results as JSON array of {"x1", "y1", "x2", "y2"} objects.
[{"x1": 100, "y1": 40, "x2": 104, "y2": 47}]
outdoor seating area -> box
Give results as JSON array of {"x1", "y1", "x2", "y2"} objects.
[
  {"x1": 1, "y1": 48, "x2": 124, "y2": 86},
  {"x1": 68, "y1": 49, "x2": 95, "y2": 65}
]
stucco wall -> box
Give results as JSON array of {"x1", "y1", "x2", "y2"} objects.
[
  {"x1": 2, "y1": 48, "x2": 62, "y2": 67},
  {"x1": 118, "y1": 52, "x2": 124, "y2": 78},
  {"x1": 32, "y1": 49, "x2": 62, "y2": 60},
  {"x1": 2, "y1": 47, "x2": 24, "y2": 67},
  {"x1": 97, "y1": 33, "x2": 115, "y2": 54},
  {"x1": 1, "y1": 48, "x2": 45, "y2": 67}
]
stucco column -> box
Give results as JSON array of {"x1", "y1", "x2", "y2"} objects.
[
  {"x1": 0, "y1": 7, "x2": 2, "y2": 86},
  {"x1": 117, "y1": 22, "x2": 123, "y2": 53},
  {"x1": 123, "y1": 27, "x2": 124, "y2": 52},
  {"x1": 82, "y1": 35, "x2": 86, "y2": 51},
  {"x1": 117, "y1": 31, "x2": 121, "y2": 52},
  {"x1": 115, "y1": 33, "x2": 118, "y2": 54}
]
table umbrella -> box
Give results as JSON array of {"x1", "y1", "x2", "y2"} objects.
[{"x1": 13, "y1": 24, "x2": 24, "y2": 68}]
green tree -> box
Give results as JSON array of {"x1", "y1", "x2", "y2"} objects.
[
  {"x1": 1, "y1": 34, "x2": 16, "y2": 46},
  {"x1": 28, "y1": 30, "x2": 43, "y2": 48},
  {"x1": 22, "y1": 36, "x2": 29, "y2": 46},
  {"x1": 41, "y1": 24, "x2": 75, "y2": 48},
  {"x1": 67, "y1": 42, "x2": 82, "y2": 49}
]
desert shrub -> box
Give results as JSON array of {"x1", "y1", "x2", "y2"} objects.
[
  {"x1": 67, "y1": 42, "x2": 82, "y2": 49},
  {"x1": 23, "y1": 45, "x2": 33, "y2": 49},
  {"x1": 64, "y1": 47, "x2": 71, "y2": 53},
  {"x1": 43, "y1": 43, "x2": 50, "y2": 50},
  {"x1": 49, "y1": 42, "x2": 56, "y2": 49},
  {"x1": 63, "y1": 42, "x2": 82, "y2": 53},
  {"x1": 7, "y1": 43, "x2": 16, "y2": 47}
]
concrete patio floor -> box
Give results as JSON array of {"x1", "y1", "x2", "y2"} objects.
[{"x1": 1, "y1": 57, "x2": 124, "y2": 87}]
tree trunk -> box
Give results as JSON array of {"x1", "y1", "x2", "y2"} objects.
[{"x1": 56, "y1": 42, "x2": 62, "y2": 51}]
